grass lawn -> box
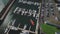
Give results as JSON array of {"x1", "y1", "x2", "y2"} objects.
[{"x1": 41, "y1": 24, "x2": 60, "y2": 34}]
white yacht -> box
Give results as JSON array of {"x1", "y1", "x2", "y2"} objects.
[
  {"x1": 11, "y1": 19, "x2": 16, "y2": 26},
  {"x1": 17, "y1": 8, "x2": 22, "y2": 14},
  {"x1": 23, "y1": 1, "x2": 27, "y2": 4},
  {"x1": 21, "y1": 10, "x2": 25, "y2": 15},
  {"x1": 4, "y1": 28, "x2": 9, "y2": 33},
  {"x1": 13, "y1": 7, "x2": 19, "y2": 13},
  {"x1": 23, "y1": 24, "x2": 27, "y2": 30}
]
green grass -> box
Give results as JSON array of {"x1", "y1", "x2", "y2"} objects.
[{"x1": 41, "y1": 24, "x2": 60, "y2": 34}]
